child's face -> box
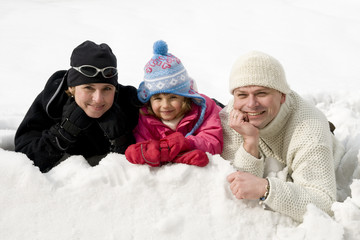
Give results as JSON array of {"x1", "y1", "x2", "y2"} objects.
[{"x1": 150, "y1": 93, "x2": 185, "y2": 121}]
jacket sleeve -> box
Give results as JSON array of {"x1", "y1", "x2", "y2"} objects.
[
  {"x1": 15, "y1": 93, "x2": 67, "y2": 172},
  {"x1": 133, "y1": 113, "x2": 158, "y2": 142},
  {"x1": 186, "y1": 95, "x2": 223, "y2": 155}
]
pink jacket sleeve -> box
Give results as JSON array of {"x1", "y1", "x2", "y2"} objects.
[
  {"x1": 133, "y1": 114, "x2": 158, "y2": 143},
  {"x1": 186, "y1": 94, "x2": 223, "y2": 155}
]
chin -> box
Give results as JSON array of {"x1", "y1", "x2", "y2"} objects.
[
  {"x1": 249, "y1": 121, "x2": 263, "y2": 129},
  {"x1": 86, "y1": 112, "x2": 105, "y2": 119},
  {"x1": 161, "y1": 115, "x2": 176, "y2": 121}
]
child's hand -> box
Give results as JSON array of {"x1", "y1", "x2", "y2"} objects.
[
  {"x1": 172, "y1": 150, "x2": 209, "y2": 167},
  {"x1": 159, "y1": 132, "x2": 191, "y2": 161},
  {"x1": 125, "y1": 132, "x2": 192, "y2": 167},
  {"x1": 125, "y1": 140, "x2": 161, "y2": 167}
]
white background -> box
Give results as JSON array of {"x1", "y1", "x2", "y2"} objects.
[{"x1": 1, "y1": 0, "x2": 360, "y2": 239}]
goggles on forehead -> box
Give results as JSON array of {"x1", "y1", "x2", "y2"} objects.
[{"x1": 72, "y1": 65, "x2": 118, "y2": 78}]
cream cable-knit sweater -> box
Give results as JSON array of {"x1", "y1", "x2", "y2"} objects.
[{"x1": 220, "y1": 91, "x2": 345, "y2": 222}]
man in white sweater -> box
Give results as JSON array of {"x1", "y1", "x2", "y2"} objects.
[{"x1": 220, "y1": 51, "x2": 345, "y2": 222}]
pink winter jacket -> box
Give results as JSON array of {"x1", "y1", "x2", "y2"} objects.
[{"x1": 133, "y1": 94, "x2": 223, "y2": 155}]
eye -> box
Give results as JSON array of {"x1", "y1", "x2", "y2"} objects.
[
  {"x1": 236, "y1": 93, "x2": 247, "y2": 98},
  {"x1": 84, "y1": 85, "x2": 94, "y2": 90},
  {"x1": 257, "y1": 91, "x2": 268, "y2": 97}
]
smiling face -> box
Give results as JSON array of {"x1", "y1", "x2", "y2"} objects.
[
  {"x1": 150, "y1": 93, "x2": 186, "y2": 121},
  {"x1": 69, "y1": 83, "x2": 116, "y2": 118},
  {"x1": 233, "y1": 86, "x2": 286, "y2": 129}
]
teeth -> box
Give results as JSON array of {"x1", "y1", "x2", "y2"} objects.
[{"x1": 247, "y1": 112, "x2": 262, "y2": 116}]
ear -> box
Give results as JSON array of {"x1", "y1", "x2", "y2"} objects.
[
  {"x1": 280, "y1": 94, "x2": 286, "y2": 104},
  {"x1": 68, "y1": 87, "x2": 75, "y2": 96}
]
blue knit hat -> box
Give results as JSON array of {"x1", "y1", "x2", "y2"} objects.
[{"x1": 138, "y1": 40, "x2": 206, "y2": 137}]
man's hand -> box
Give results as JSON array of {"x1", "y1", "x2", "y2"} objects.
[
  {"x1": 229, "y1": 109, "x2": 260, "y2": 158},
  {"x1": 227, "y1": 171, "x2": 268, "y2": 200}
]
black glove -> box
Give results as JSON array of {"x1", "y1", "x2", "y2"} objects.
[
  {"x1": 50, "y1": 98, "x2": 93, "y2": 148},
  {"x1": 97, "y1": 103, "x2": 135, "y2": 153}
]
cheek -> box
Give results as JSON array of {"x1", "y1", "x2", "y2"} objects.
[
  {"x1": 105, "y1": 93, "x2": 115, "y2": 105},
  {"x1": 150, "y1": 102, "x2": 160, "y2": 113},
  {"x1": 233, "y1": 98, "x2": 244, "y2": 109},
  {"x1": 266, "y1": 100, "x2": 281, "y2": 116},
  {"x1": 73, "y1": 92, "x2": 87, "y2": 105},
  {"x1": 174, "y1": 101, "x2": 183, "y2": 110}
]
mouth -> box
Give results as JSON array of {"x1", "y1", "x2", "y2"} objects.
[
  {"x1": 245, "y1": 111, "x2": 265, "y2": 116},
  {"x1": 161, "y1": 110, "x2": 174, "y2": 115},
  {"x1": 89, "y1": 104, "x2": 105, "y2": 111}
]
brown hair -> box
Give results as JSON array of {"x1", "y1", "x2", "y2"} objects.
[
  {"x1": 141, "y1": 93, "x2": 192, "y2": 119},
  {"x1": 65, "y1": 87, "x2": 75, "y2": 97}
]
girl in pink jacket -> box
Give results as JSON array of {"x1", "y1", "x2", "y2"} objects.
[{"x1": 125, "y1": 40, "x2": 223, "y2": 167}]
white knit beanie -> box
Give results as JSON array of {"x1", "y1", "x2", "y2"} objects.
[{"x1": 229, "y1": 51, "x2": 291, "y2": 94}]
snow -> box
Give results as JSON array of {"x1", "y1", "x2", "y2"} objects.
[{"x1": 1, "y1": 0, "x2": 360, "y2": 239}]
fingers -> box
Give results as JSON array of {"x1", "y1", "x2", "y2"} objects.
[
  {"x1": 227, "y1": 171, "x2": 244, "y2": 181},
  {"x1": 228, "y1": 172, "x2": 267, "y2": 200},
  {"x1": 230, "y1": 110, "x2": 248, "y2": 122},
  {"x1": 227, "y1": 172, "x2": 243, "y2": 199},
  {"x1": 229, "y1": 111, "x2": 249, "y2": 131},
  {"x1": 243, "y1": 113, "x2": 249, "y2": 122},
  {"x1": 230, "y1": 110, "x2": 238, "y2": 120},
  {"x1": 227, "y1": 171, "x2": 247, "y2": 199},
  {"x1": 230, "y1": 110, "x2": 240, "y2": 121},
  {"x1": 226, "y1": 171, "x2": 238, "y2": 182},
  {"x1": 229, "y1": 179, "x2": 243, "y2": 199}
]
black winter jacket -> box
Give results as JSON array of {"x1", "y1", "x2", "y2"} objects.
[{"x1": 15, "y1": 70, "x2": 141, "y2": 172}]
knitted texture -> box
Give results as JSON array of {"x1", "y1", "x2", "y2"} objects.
[
  {"x1": 229, "y1": 51, "x2": 291, "y2": 94},
  {"x1": 67, "y1": 40, "x2": 118, "y2": 87},
  {"x1": 137, "y1": 40, "x2": 207, "y2": 137},
  {"x1": 220, "y1": 91, "x2": 344, "y2": 222}
]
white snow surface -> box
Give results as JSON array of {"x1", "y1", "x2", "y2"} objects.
[{"x1": 1, "y1": 0, "x2": 360, "y2": 239}]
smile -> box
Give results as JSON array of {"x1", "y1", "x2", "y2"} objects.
[
  {"x1": 161, "y1": 110, "x2": 174, "y2": 114},
  {"x1": 90, "y1": 105, "x2": 105, "y2": 110},
  {"x1": 246, "y1": 111, "x2": 265, "y2": 116}
]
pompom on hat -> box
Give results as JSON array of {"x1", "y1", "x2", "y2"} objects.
[
  {"x1": 138, "y1": 40, "x2": 206, "y2": 137},
  {"x1": 67, "y1": 40, "x2": 118, "y2": 87},
  {"x1": 229, "y1": 51, "x2": 291, "y2": 94}
]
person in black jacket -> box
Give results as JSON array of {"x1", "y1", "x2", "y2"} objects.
[{"x1": 15, "y1": 40, "x2": 141, "y2": 173}]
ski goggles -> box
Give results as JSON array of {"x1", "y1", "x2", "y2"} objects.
[{"x1": 72, "y1": 65, "x2": 118, "y2": 78}]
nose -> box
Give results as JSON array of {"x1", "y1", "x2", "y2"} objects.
[
  {"x1": 246, "y1": 95, "x2": 258, "y2": 108},
  {"x1": 92, "y1": 90, "x2": 104, "y2": 103},
  {"x1": 162, "y1": 99, "x2": 171, "y2": 108}
]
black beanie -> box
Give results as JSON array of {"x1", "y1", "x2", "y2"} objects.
[{"x1": 67, "y1": 40, "x2": 118, "y2": 87}]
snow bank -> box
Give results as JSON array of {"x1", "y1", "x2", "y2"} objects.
[{"x1": 0, "y1": 93, "x2": 360, "y2": 239}]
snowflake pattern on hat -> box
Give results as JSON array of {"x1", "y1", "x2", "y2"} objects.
[{"x1": 145, "y1": 54, "x2": 181, "y2": 74}]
